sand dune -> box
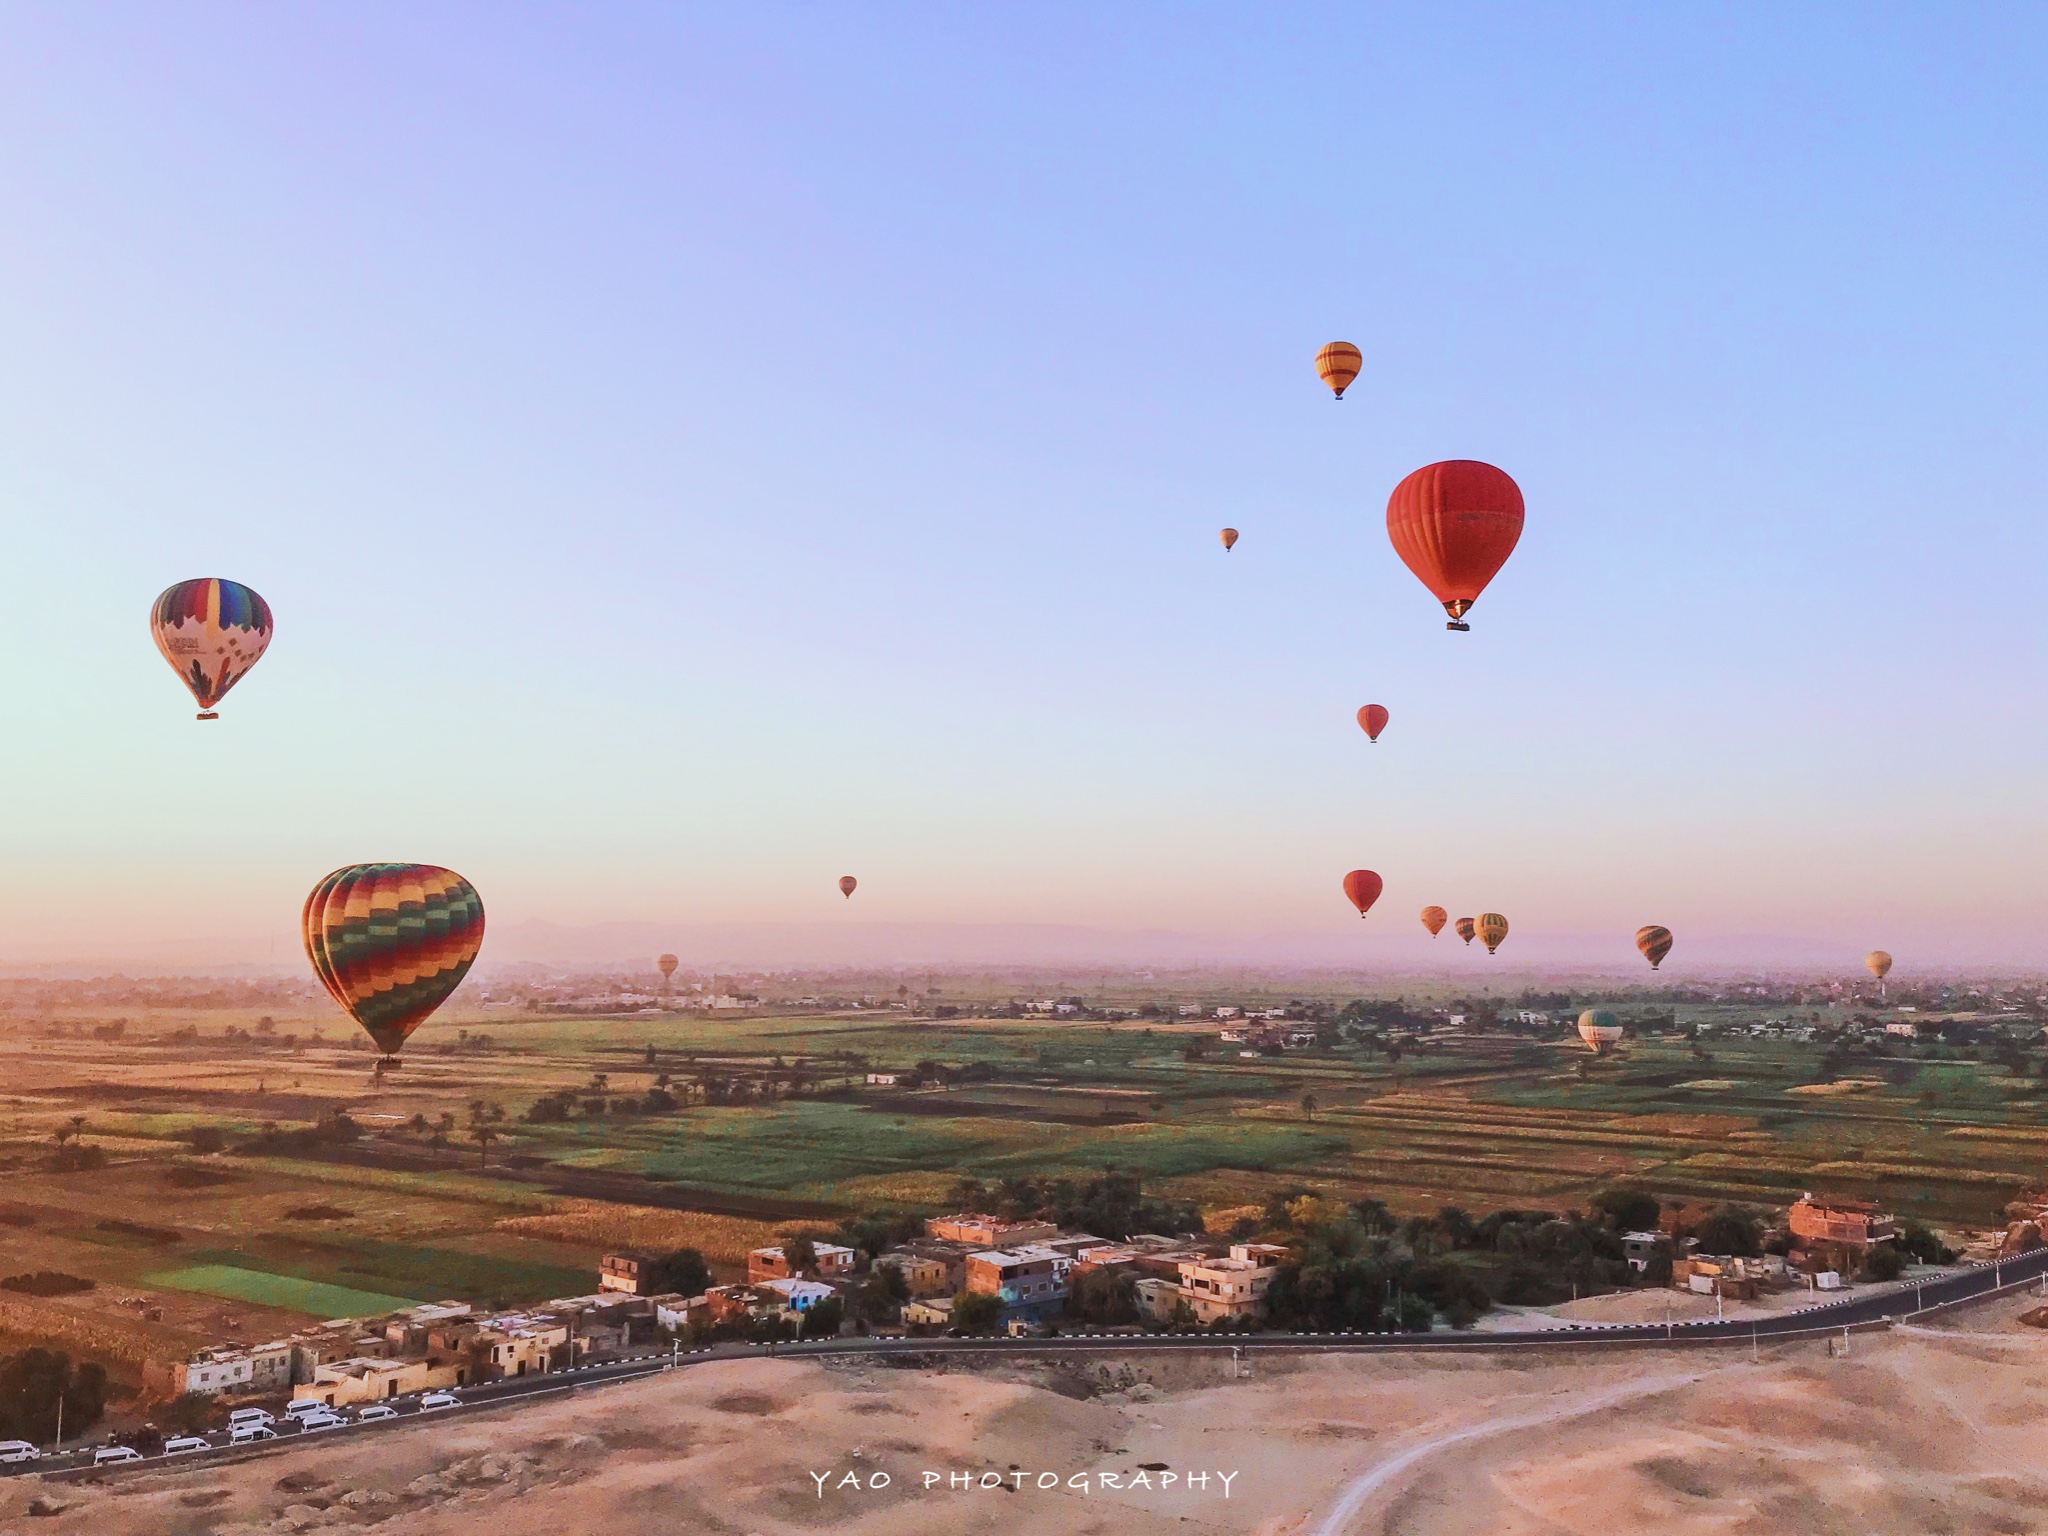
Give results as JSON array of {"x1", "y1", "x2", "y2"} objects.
[{"x1": 6, "y1": 1299, "x2": 2045, "y2": 1535}]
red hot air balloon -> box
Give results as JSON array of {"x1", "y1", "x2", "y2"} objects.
[
  {"x1": 1220, "y1": 527, "x2": 1239, "y2": 551},
  {"x1": 1357, "y1": 704, "x2": 1389, "y2": 743},
  {"x1": 1385, "y1": 460, "x2": 1525, "y2": 631},
  {"x1": 1342, "y1": 870, "x2": 1383, "y2": 918},
  {"x1": 839, "y1": 876, "x2": 857, "y2": 899}
]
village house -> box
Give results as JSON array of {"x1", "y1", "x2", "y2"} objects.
[
  {"x1": 927, "y1": 1213, "x2": 1061, "y2": 1248},
  {"x1": 873, "y1": 1250, "x2": 953, "y2": 1299},
  {"x1": 599, "y1": 1251, "x2": 661, "y2": 1296},
  {"x1": 1132, "y1": 1276, "x2": 1184, "y2": 1323},
  {"x1": 1788, "y1": 1194, "x2": 1898, "y2": 1271},
  {"x1": 1175, "y1": 1244, "x2": 1283, "y2": 1325},
  {"x1": 965, "y1": 1245, "x2": 1068, "y2": 1322},
  {"x1": 902, "y1": 1295, "x2": 955, "y2": 1329},
  {"x1": 300, "y1": 1353, "x2": 466, "y2": 1408},
  {"x1": 747, "y1": 1242, "x2": 856, "y2": 1284},
  {"x1": 760, "y1": 1277, "x2": 837, "y2": 1316}
]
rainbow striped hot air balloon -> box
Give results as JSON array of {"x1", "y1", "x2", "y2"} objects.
[
  {"x1": 303, "y1": 865, "x2": 485, "y2": 1058},
  {"x1": 151, "y1": 578, "x2": 274, "y2": 720}
]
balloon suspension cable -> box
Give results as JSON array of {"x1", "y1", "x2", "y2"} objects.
[{"x1": 197, "y1": 711, "x2": 219, "y2": 721}]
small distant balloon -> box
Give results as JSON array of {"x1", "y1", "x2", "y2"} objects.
[
  {"x1": 1220, "y1": 527, "x2": 1239, "y2": 551},
  {"x1": 658, "y1": 953, "x2": 678, "y2": 979},
  {"x1": 1454, "y1": 916, "x2": 1477, "y2": 946},
  {"x1": 1385, "y1": 460, "x2": 1524, "y2": 631},
  {"x1": 839, "y1": 876, "x2": 858, "y2": 900},
  {"x1": 1420, "y1": 906, "x2": 1447, "y2": 937},
  {"x1": 1636, "y1": 925, "x2": 1673, "y2": 971},
  {"x1": 151, "y1": 578, "x2": 274, "y2": 720},
  {"x1": 1475, "y1": 912, "x2": 1509, "y2": 954},
  {"x1": 1577, "y1": 1007, "x2": 1624, "y2": 1055},
  {"x1": 1865, "y1": 950, "x2": 1892, "y2": 980},
  {"x1": 1342, "y1": 869, "x2": 1383, "y2": 919},
  {"x1": 1357, "y1": 704, "x2": 1389, "y2": 743},
  {"x1": 1316, "y1": 341, "x2": 1363, "y2": 400}
]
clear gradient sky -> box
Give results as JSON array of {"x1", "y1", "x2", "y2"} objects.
[{"x1": 3, "y1": 6, "x2": 2046, "y2": 971}]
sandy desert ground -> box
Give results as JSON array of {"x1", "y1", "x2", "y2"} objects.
[{"x1": 7, "y1": 1295, "x2": 2047, "y2": 1536}]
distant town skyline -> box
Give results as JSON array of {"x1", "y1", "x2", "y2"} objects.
[{"x1": 5, "y1": 9, "x2": 2047, "y2": 968}]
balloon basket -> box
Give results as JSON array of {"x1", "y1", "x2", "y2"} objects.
[
  {"x1": 196, "y1": 711, "x2": 219, "y2": 720},
  {"x1": 1445, "y1": 621, "x2": 1470, "y2": 632}
]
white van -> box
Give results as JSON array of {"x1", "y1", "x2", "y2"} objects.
[
  {"x1": 0, "y1": 1440, "x2": 41, "y2": 1463},
  {"x1": 228, "y1": 1408, "x2": 275, "y2": 1430},
  {"x1": 163, "y1": 1435, "x2": 212, "y2": 1456},
  {"x1": 93, "y1": 1445, "x2": 143, "y2": 1466},
  {"x1": 229, "y1": 1424, "x2": 278, "y2": 1445},
  {"x1": 284, "y1": 1400, "x2": 329, "y2": 1420}
]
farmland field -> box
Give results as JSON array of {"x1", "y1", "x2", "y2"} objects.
[
  {"x1": 3, "y1": 983, "x2": 2046, "y2": 1374},
  {"x1": 143, "y1": 1264, "x2": 418, "y2": 1318}
]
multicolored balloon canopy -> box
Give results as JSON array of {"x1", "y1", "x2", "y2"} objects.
[
  {"x1": 1454, "y1": 916, "x2": 1477, "y2": 945},
  {"x1": 1636, "y1": 925, "x2": 1673, "y2": 970},
  {"x1": 303, "y1": 864, "x2": 485, "y2": 1057},
  {"x1": 151, "y1": 578, "x2": 274, "y2": 719}
]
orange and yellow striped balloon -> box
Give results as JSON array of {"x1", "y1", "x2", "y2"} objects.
[{"x1": 1475, "y1": 912, "x2": 1509, "y2": 954}]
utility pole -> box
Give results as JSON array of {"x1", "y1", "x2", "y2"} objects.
[{"x1": 53, "y1": 1392, "x2": 63, "y2": 1454}]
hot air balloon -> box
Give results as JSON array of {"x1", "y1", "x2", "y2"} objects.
[
  {"x1": 1357, "y1": 704, "x2": 1389, "y2": 743},
  {"x1": 1342, "y1": 870, "x2": 1383, "y2": 918},
  {"x1": 1636, "y1": 925, "x2": 1673, "y2": 971},
  {"x1": 1577, "y1": 1008, "x2": 1624, "y2": 1055},
  {"x1": 1865, "y1": 950, "x2": 1892, "y2": 980},
  {"x1": 839, "y1": 876, "x2": 858, "y2": 899},
  {"x1": 1385, "y1": 461, "x2": 1524, "y2": 631},
  {"x1": 1420, "y1": 905, "x2": 1448, "y2": 937},
  {"x1": 1475, "y1": 912, "x2": 1509, "y2": 954},
  {"x1": 658, "y1": 954, "x2": 678, "y2": 979},
  {"x1": 1316, "y1": 341, "x2": 1363, "y2": 400},
  {"x1": 303, "y1": 864, "x2": 484, "y2": 1059},
  {"x1": 151, "y1": 578, "x2": 274, "y2": 720},
  {"x1": 1454, "y1": 916, "x2": 1476, "y2": 946},
  {"x1": 1220, "y1": 527, "x2": 1239, "y2": 551}
]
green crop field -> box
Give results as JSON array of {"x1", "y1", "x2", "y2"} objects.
[
  {"x1": 5, "y1": 986, "x2": 2044, "y2": 1355},
  {"x1": 144, "y1": 1264, "x2": 419, "y2": 1319}
]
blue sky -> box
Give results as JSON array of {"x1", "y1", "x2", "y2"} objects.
[{"x1": 3, "y1": 6, "x2": 2045, "y2": 969}]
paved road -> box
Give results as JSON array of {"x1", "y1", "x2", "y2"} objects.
[{"x1": 13, "y1": 1248, "x2": 2046, "y2": 1482}]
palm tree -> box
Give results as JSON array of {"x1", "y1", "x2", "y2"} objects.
[
  {"x1": 67, "y1": 1114, "x2": 88, "y2": 1143},
  {"x1": 1299, "y1": 1092, "x2": 1319, "y2": 1122}
]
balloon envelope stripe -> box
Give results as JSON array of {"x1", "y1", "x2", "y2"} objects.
[{"x1": 302, "y1": 864, "x2": 484, "y2": 1055}]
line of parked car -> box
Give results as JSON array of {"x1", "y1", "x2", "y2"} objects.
[{"x1": 0, "y1": 1389, "x2": 464, "y2": 1468}]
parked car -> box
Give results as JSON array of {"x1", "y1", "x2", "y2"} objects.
[
  {"x1": 93, "y1": 1445, "x2": 143, "y2": 1466},
  {"x1": 419, "y1": 1391, "x2": 461, "y2": 1411},
  {"x1": 163, "y1": 1436, "x2": 212, "y2": 1456},
  {"x1": 296, "y1": 1412, "x2": 345, "y2": 1432},
  {"x1": 284, "y1": 1400, "x2": 330, "y2": 1420},
  {"x1": 354, "y1": 1404, "x2": 397, "y2": 1423},
  {"x1": 227, "y1": 1409, "x2": 275, "y2": 1430},
  {"x1": 229, "y1": 1424, "x2": 278, "y2": 1445},
  {"x1": 0, "y1": 1440, "x2": 41, "y2": 1464}
]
